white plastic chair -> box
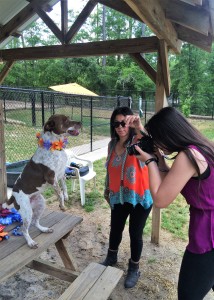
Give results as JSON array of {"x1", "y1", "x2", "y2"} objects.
[{"x1": 66, "y1": 151, "x2": 96, "y2": 206}]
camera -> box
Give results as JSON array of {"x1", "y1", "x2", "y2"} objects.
[{"x1": 127, "y1": 135, "x2": 154, "y2": 155}]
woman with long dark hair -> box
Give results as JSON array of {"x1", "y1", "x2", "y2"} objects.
[
  {"x1": 132, "y1": 106, "x2": 214, "y2": 299},
  {"x1": 102, "y1": 106, "x2": 153, "y2": 288}
]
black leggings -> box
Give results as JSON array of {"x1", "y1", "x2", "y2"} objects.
[
  {"x1": 178, "y1": 249, "x2": 214, "y2": 299},
  {"x1": 109, "y1": 202, "x2": 152, "y2": 262}
]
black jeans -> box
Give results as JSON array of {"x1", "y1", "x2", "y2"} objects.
[
  {"x1": 178, "y1": 248, "x2": 214, "y2": 299},
  {"x1": 109, "y1": 202, "x2": 152, "y2": 262}
]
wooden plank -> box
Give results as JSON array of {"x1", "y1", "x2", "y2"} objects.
[
  {"x1": 0, "y1": 0, "x2": 59, "y2": 43},
  {"x1": 164, "y1": 0, "x2": 209, "y2": 35},
  {"x1": 0, "y1": 61, "x2": 15, "y2": 84},
  {"x1": 0, "y1": 37, "x2": 159, "y2": 62},
  {"x1": 65, "y1": 0, "x2": 97, "y2": 44},
  {"x1": 0, "y1": 101, "x2": 7, "y2": 205},
  {"x1": 55, "y1": 238, "x2": 79, "y2": 271},
  {"x1": 83, "y1": 265, "x2": 123, "y2": 300},
  {"x1": 0, "y1": 213, "x2": 82, "y2": 282},
  {"x1": 58, "y1": 263, "x2": 105, "y2": 300},
  {"x1": 27, "y1": 258, "x2": 79, "y2": 282},
  {"x1": 175, "y1": 24, "x2": 213, "y2": 52},
  {"x1": 129, "y1": 53, "x2": 156, "y2": 83},
  {"x1": 0, "y1": 209, "x2": 64, "y2": 259},
  {"x1": 159, "y1": 39, "x2": 170, "y2": 97}
]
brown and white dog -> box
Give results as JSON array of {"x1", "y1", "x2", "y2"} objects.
[{"x1": 7, "y1": 114, "x2": 81, "y2": 248}]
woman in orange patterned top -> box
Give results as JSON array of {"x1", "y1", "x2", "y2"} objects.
[{"x1": 101, "y1": 106, "x2": 153, "y2": 289}]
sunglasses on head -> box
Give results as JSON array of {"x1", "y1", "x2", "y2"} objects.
[{"x1": 114, "y1": 121, "x2": 126, "y2": 128}]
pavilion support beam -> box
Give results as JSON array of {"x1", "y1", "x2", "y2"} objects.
[
  {"x1": 0, "y1": 37, "x2": 159, "y2": 62},
  {"x1": 129, "y1": 53, "x2": 156, "y2": 83},
  {"x1": 151, "y1": 51, "x2": 168, "y2": 245},
  {"x1": 0, "y1": 61, "x2": 15, "y2": 85},
  {"x1": 65, "y1": 0, "x2": 97, "y2": 44},
  {"x1": 0, "y1": 102, "x2": 7, "y2": 206},
  {"x1": 159, "y1": 40, "x2": 170, "y2": 97},
  {"x1": 61, "y1": 0, "x2": 68, "y2": 37}
]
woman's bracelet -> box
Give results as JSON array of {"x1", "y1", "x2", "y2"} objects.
[{"x1": 145, "y1": 158, "x2": 158, "y2": 166}]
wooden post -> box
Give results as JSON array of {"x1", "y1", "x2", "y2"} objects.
[
  {"x1": 151, "y1": 42, "x2": 169, "y2": 245},
  {"x1": 0, "y1": 101, "x2": 7, "y2": 205}
]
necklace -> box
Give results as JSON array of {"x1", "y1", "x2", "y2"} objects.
[{"x1": 36, "y1": 132, "x2": 68, "y2": 151}]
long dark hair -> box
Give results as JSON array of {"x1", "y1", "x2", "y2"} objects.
[
  {"x1": 145, "y1": 107, "x2": 214, "y2": 176},
  {"x1": 110, "y1": 106, "x2": 136, "y2": 146}
]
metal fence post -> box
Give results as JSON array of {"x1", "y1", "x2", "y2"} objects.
[
  {"x1": 30, "y1": 91, "x2": 36, "y2": 126},
  {"x1": 90, "y1": 97, "x2": 93, "y2": 152}
]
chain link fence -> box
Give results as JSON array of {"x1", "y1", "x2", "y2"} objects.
[
  {"x1": 1, "y1": 87, "x2": 146, "y2": 163},
  {"x1": 1, "y1": 86, "x2": 213, "y2": 163}
]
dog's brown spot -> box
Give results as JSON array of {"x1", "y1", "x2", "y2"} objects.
[
  {"x1": 13, "y1": 160, "x2": 55, "y2": 194},
  {"x1": 44, "y1": 114, "x2": 81, "y2": 135}
]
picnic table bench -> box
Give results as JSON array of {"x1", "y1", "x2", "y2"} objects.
[
  {"x1": 0, "y1": 209, "x2": 83, "y2": 285},
  {"x1": 58, "y1": 262, "x2": 123, "y2": 300}
]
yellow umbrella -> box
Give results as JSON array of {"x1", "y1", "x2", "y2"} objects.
[{"x1": 49, "y1": 83, "x2": 98, "y2": 96}]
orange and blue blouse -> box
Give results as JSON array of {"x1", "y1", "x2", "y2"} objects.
[{"x1": 106, "y1": 142, "x2": 153, "y2": 209}]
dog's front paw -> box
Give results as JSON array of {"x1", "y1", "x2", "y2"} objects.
[
  {"x1": 28, "y1": 240, "x2": 39, "y2": 249},
  {"x1": 59, "y1": 204, "x2": 66, "y2": 211}
]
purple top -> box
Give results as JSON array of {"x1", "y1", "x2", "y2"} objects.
[{"x1": 181, "y1": 146, "x2": 214, "y2": 254}]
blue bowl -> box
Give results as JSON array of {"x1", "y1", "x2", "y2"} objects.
[{"x1": 6, "y1": 160, "x2": 29, "y2": 188}]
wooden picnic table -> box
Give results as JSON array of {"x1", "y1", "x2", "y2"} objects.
[{"x1": 0, "y1": 209, "x2": 83, "y2": 285}]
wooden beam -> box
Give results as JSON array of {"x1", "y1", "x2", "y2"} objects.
[
  {"x1": 129, "y1": 53, "x2": 156, "y2": 83},
  {"x1": 151, "y1": 52, "x2": 168, "y2": 245},
  {"x1": 0, "y1": 61, "x2": 15, "y2": 85},
  {"x1": 61, "y1": 0, "x2": 68, "y2": 37},
  {"x1": 30, "y1": 3, "x2": 64, "y2": 43},
  {"x1": 0, "y1": 0, "x2": 60, "y2": 43},
  {"x1": 97, "y1": 0, "x2": 143, "y2": 22},
  {"x1": 65, "y1": 0, "x2": 98, "y2": 44},
  {"x1": 27, "y1": 258, "x2": 79, "y2": 282},
  {"x1": 0, "y1": 37, "x2": 159, "y2": 61},
  {"x1": 162, "y1": 0, "x2": 209, "y2": 35},
  {"x1": 0, "y1": 102, "x2": 7, "y2": 205},
  {"x1": 175, "y1": 24, "x2": 213, "y2": 52},
  {"x1": 159, "y1": 40, "x2": 170, "y2": 97},
  {"x1": 208, "y1": 0, "x2": 214, "y2": 37},
  {"x1": 155, "y1": 52, "x2": 168, "y2": 111},
  {"x1": 123, "y1": 0, "x2": 182, "y2": 53}
]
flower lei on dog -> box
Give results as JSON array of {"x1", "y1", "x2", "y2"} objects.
[{"x1": 36, "y1": 132, "x2": 68, "y2": 151}]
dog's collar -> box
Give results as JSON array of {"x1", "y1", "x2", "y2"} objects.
[{"x1": 36, "y1": 132, "x2": 68, "y2": 151}]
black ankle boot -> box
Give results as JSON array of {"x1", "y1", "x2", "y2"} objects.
[
  {"x1": 124, "y1": 259, "x2": 140, "y2": 288},
  {"x1": 101, "y1": 249, "x2": 118, "y2": 266}
]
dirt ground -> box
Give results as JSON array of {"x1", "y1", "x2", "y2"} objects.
[{"x1": 0, "y1": 198, "x2": 213, "y2": 300}]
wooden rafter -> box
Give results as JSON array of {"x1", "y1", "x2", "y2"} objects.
[
  {"x1": 61, "y1": 0, "x2": 68, "y2": 36},
  {"x1": 160, "y1": 0, "x2": 209, "y2": 35},
  {"x1": 0, "y1": 61, "x2": 15, "y2": 84},
  {"x1": 123, "y1": 0, "x2": 182, "y2": 53},
  {"x1": 30, "y1": 3, "x2": 64, "y2": 43},
  {"x1": 97, "y1": 0, "x2": 143, "y2": 22},
  {"x1": 175, "y1": 24, "x2": 213, "y2": 52},
  {"x1": 65, "y1": 0, "x2": 98, "y2": 44},
  {"x1": 0, "y1": 37, "x2": 159, "y2": 62},
  {"x1": 159, "y1": 40, "x2": 170, "y2": 97},
  {"x1": 129, "y1": 53, "x2": 156, "y2": 83},
  {"x1": 0, "y1": 0, "x2": 60, "y2": 43}
]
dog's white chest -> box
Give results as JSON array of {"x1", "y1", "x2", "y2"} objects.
[{"x1": 32, "y1": 148, "x2": 67, "y2": 179}]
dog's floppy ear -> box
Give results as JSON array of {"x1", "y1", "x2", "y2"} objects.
[{"x1": 44, "y1": 120, "x2": 55, "y2": 132}]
